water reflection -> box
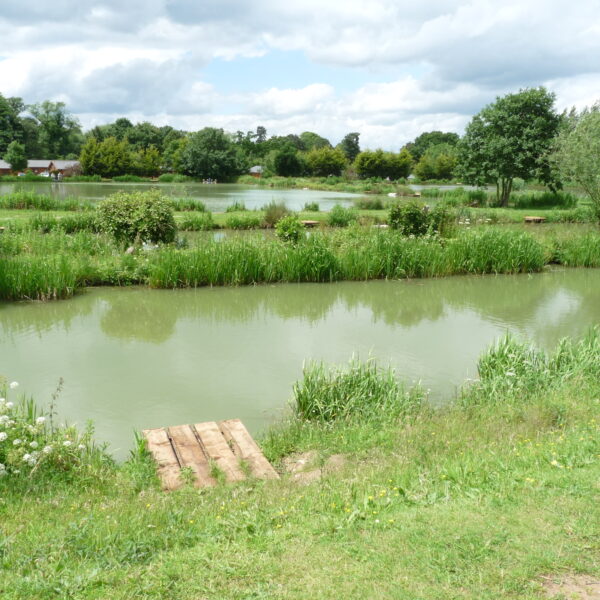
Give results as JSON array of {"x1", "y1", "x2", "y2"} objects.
[{"x1": 0, "y1": 268, "x2": 598, "y2": 458}]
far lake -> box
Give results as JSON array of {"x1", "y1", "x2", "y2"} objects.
[
  {"x1": 0, "y1": 182, "x2": 359, "y2": 212},
  {"x1": 1, "y1": 268, "x2": 599, "y2": 458}
]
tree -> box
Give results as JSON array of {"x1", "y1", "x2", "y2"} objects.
[
  {"x1": 79, "y1": 136, "x2": 132, "y2": 178},
  {"x1": 180, "y1": 127, "x2": 246, "y2": 180},
  {"x1": 354, "y1": 149, "x2": 412, "y2": 180},
  {"x1": 457, "y1": 87, "x2": 562, "y2": 206},
  {"x1": 272, "y1": 144, "x2": 304, "y2": 176},
  {"x1": 299, "y1": 131, "x2": 331, "y2": 151},
  {"x1": 0, "y1": 94, "x2": 24, "y2": 155},
  {"x1": 404, "y1": 131, "x2": 459, "y2": 161},
  {"x1": 414, "y1": 143, "x2": 458, "y2": 181},
  {"x1": 3, "y1": 141, "x2": 27, "y2": 171},
  {"x1": 29, "y1": 101, "x2": 83, "y2": 157},
  {"x1": 134, "y1": 145, "x2": 162, "y2": 177},
  {"x1": 551, "y1": 102, "x2": 600, "y2": 220},
  {"x1": 305, "y1": 147, "x2": 346, "y2": 176},
  {"x1": 337, "y1": 132, "x2": 360, "y2": 162}
]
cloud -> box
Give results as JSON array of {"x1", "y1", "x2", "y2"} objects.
[{"x1": 0, "y1": 0, "x2": 599, "y2": 149}]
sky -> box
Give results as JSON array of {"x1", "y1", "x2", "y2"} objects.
[{"x1": 1, "y1": 0, "x2": 599, "y2": 150}]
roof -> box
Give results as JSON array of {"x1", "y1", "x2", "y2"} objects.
[
  {"x1": 51, "y1": 160, "x2": 80, "y2": 170},
  {"x1": 249, "y1": 165, "x2": 264, "y2": 173},
  {"x1": 0, "y1": 160, "x2": 10, "y2": 169},
  {"x1": 27, "y1": 160, "x2": 52, "y2": 168}
]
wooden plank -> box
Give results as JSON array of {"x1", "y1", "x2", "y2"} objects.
[
  {"x1": 219, "y1": 419, "x2": 279, "y2": 480},
  {"x1": 168, "y1": 424, "x2": 216, "y2": 488},
  {"x1": 193, "y1": 422, "x2": 246, "y2": 483},
  {"x1": 143, "y1": 428, "x2": 182, "y2": 491}
]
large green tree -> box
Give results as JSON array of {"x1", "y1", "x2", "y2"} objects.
[
  {"x1": 0, "y1": 94, "x2": 24, "y2": 155},
  {"x1": 304, "y1": 147, "x2": 346, "y2": 176},
  {"x1": 404, "y1": 131, "x2": 459, "y2": 161},
  {"x1": 29, "y1": 101, "x2": 83, "y2": 157},
  {"x1": 414, "y1": 143, "x2": 458, "y2": 181},
  {"x1": 3, "y1": 141, "x2": 27, "y2": 171},
  {"x1": 354, "y1": 149, "x2": 412, "y2": 180},
  {"x1": 79, "y1": 136, "x2": 133, "y2": 178},
  {"x1": 551, "y1": 102, "x2": 600, "y2": 220},
  {"x1": 180, "y1": 128, "x2": 246, "y2": 180},
  {"x1": 337, "y1": 132, "x2": 360, "y2": 162},
  {"x1": 272, "y1": 144, "x2": 304, "y2": 176},
  {"x1": 457, "y1": 87, "x2": 562, "y2": 206}
]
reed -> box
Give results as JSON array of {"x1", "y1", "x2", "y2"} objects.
[
  {"x1": 0, "y1": 191, "x2": 92, "y2": 211},
  {"x1": 177, "y1": 213, "x2": 215, "y2": 231},
  {"x1": 170, "y1": 198, "x2": 207, "y2": 212}
]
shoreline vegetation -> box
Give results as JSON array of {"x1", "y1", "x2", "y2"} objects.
[{"x1": 1, "y1": 331, "x2": 599, "y2": 598}]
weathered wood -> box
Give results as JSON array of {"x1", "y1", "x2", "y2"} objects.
[
  {"x1": 219, "y1": 419, "x2": 279, "y2": 480},
  {"x1": 168, "y1": 424, "x2": 217, "y2": 488},
  {"x1": 524, "y1": 216, "x2": 546, "y2": 223},
  {"x1": 300, "y1": 220, "x2": 319, "y2": 228},
  {"x1": 193, "y1": 422, "x2": 246, "y2": 482},
  {"x1": 143, "y1": 428, "x2": 182, "y2": 491}
]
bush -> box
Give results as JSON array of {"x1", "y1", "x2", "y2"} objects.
[
  {"x1": 112, "y1": 174, "x2": 148, "y2": 183},
  {"x1": 328, "y1": 204, "x2": 357, "y2": 227},
  {"x1": 97, "y1": 190, "x2": 177, "y2": 245},
  {"x1": 225, "y1": 201, "x2": 247, "y2": 213},
  {"x1": 389, "y1": 200, "x2": 430, "y2": 236},
  {"x1": 225, "y1": 214, "x2": 262, "y2": 229},
  {"x1": 428, "y1": 202, "x2": 456, "y2": 237},
  {"x1": 263, "y1": 201, "x2": 290, "y2": 227},
  {"x1": 354, "y1": 197, "x2": 385, "y2": 210},
  {"x1": 178, "y1": 213, "x2": 215, "y2": 231},
  {"x1": 303, "y1": 201, "x2": 320, "y2": 212},
  {"x1": 158, "y1": 174, "x2": 193, "y2": 183},
  {"x1": 275, "y1": 215, "x2": 304, "y2": 243}
]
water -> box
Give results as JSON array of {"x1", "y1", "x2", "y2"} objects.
[
  {"x1": 1, "y1": 269, "x2": 599, "y2": 458},
  {"x1": 0, "y1": 182, "x2": 358, "y2": 212}
]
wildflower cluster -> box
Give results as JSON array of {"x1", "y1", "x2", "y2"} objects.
[{"x1": 0, "y1": 379, "x2": 91, "y2": 479}]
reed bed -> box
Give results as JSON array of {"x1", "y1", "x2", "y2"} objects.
[{"x1": 0, "y1": 191, "x2": 93, "y2": 211}]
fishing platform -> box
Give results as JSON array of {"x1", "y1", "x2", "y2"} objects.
[{"x1": 143, "y1": 419, "x2": 279, "y2": 490}]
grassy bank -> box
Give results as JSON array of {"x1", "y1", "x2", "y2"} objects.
[
  {"x1": 3, "y1": 226, "x2": 600, "y2": 301},
  {"x1": 1, "y1": 332, "x2": 599, "y2": 599}
]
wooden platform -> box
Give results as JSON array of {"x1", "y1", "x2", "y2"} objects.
[
  {"x1": 524, "y1": 216, "x2": 546, "y2": 223},
  {"x1": 143, "y1": 419, "x2": 279, "y2": 490}
]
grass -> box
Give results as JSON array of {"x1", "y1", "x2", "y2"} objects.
[
  {"x1": 0, "y1": 191, "x2": 93, "y2": 211},
  {"x1": 1, "y1": 226, "x2": 599, "y2": 300},
  {"x1": 0, "y1": 332, "x2": 598, "y2": 598}
]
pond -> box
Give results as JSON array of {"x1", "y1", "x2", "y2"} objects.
[
  {"x1": 1, "y1": 268, "x2": 599, "y2": 458},
  {"x1": 0, "y1": 182, "x2": 358, "y2": 212}
]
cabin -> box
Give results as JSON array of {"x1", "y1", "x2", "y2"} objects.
[
  {"x1": 48, "y1": 160, "x2": 81, "y2": 176},
  {"x1": 249, "y1": 165, "x2": 264, "y2": 178},
  {"x1": 0, "y1": 160, "x2": 11, "y2": 176}
]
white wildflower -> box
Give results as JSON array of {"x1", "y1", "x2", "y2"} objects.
[
  {"x1": 9, "y1": 382, "x2": 19, "y2": 390},
  {"x1": 43, "y1": 445, "x2": 52, "y2": 454},
  {"x1": 13, "y1": 438, "x2": 21, "y2": 446},
  {"x1": 0, "y1": 415, "x2": 8, "y2": 425},
  {"x1": 0, "y1": 398, "x2": 5, "y2": 404},
  {"x1": 78, "y1": 444, "x2": 86, "y2": 450},
  {"x1": 0, "y1": 432, "x2": 7, "y2": 442},
  {"x1": 22, "y1": 453, "x2": 31, "y2": 462},
  {"x1": 5, "y1": 402, "x2": 14, "y2": 409},
  {"x1": 29, "y1": 441, "x2": 38, "y2": 449},
  {"x1": 63, "y1": 440, "x2": 72, "y2": 447},
  {"x1": 35, "y1": 416, "x2": 46, "y2": 425},
  {"x1": 506, "y1": 371, "x2": 516, "y2": 377}
]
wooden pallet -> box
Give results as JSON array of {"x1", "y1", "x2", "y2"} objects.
[{"x1": 143, "y1": 419, "x2": 279, "y2": 490}]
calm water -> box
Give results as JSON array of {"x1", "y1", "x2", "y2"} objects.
[
  {"x1": 0, "y1": 182, "x2": 358, "y2": 212},
  {"x1": 1, "y1": 269, "x2": 599, "y2": 457}
]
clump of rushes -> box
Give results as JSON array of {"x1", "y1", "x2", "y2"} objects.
[
  {"x1": 263, "y1": 201, "x2": 290, "y2": 227},
  {"x1": 0, "y1": 191, "x2": 92, "y2": 211},
  {"x1": 178, "y1": 212, "x2": 215, "y2": 231},
  {"x1": 303, "y1": 201, "x2": 320, "y2": 211},
  {"x1": 170, "y1": 198, "x2": 206, "y2": 212},
  {"x1": 328, "y1": 204, "x2": 357, "y2": 227},
  {"x1": 224, "y1": 213, "x2": 262, "y2": 229},
  {"x1": 225, "y1": 201, "x2": 247, "y2": 213},
  {"x1": 293, "y1": 358, "x2": 424, "y2": 421}
]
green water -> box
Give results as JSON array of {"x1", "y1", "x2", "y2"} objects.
[
  {"x1": 0, "y1": 182, "x2": 357, "y2": 212},
  {"x1": 1, "y1": 269, "x2": 599, "y2": 458}
]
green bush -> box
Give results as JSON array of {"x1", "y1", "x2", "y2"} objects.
[
  {"x1": 275, "y1": 215, "x2": 304, "y2": 243},
  {"x1": 328, "y1": 204, "x2": 357, "y2": 227},
  {"x1": 263, "y1": 201, "x2": 290, "y2": 227},
  {"x1": 224, "y1": 214, "x2": 262, "y2": 229},
  {"x1": 178, "y1": 213, "x2": 215, "y2": 231},
  {"x1": 389, "y1": 200, "x2": 430, "y2": 236},
  {"x1": 97, "y1": 190, "x2": 177, "y2": 245},
  {"x1": 303, "y1": 201, "x2": 320, "y2": 212},
  {"x1": 354, "y1": 197, "x2": 385, "y2": 210}
]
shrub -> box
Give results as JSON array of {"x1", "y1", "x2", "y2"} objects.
[
  {"x1": 354, "y1": 197, "x2": 385, "y2": 210},
  {"x1": 263, "y1": 201, "x2": 290, "y2": 227},
  {"x1": 389, "y1": 200, "x2": 430, "y2": 236},
  {"x1": 97, "y1": 190, "x2": 177, "y2": 245},
  {"x1": 428, "y1": 202, "x2": 456, "y2": 237},
  {"x1": 328, "y1": 204, "x2": 357, "y2": 227},
  {"x1": 178, "y1": 213, "x2": 215, "y2": 231},
  {"x1": 225, "y1": 201, "x2": 247, "y2": 213},
  {"x1": 303, "y1": 201, "x2": 320, "y2": 212},
  {"x1": 225, "y1": 214, "x2": 262, "y2": 229},
  {"x1": 275, "y1": 215, "x2": 304, "y2": 243}
]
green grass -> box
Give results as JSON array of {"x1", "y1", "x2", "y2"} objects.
[{"x1": 0, "y1": 333, "x2": 598, "y2": 598}]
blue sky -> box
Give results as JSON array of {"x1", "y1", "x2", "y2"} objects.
[{"x1": 0, "y1": 0, "x2": 599, "y2": 149}]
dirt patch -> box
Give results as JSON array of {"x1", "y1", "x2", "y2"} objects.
[
  {"x1": 542, "y1": 574, "x2": 600, "y2": 599},
  {"x1": 282, "y1": 451, "x2": 318, "y2": 474},
  {"x1": 282, "y1": 452, "x2": 348, "y2": 485},
  {"x1": 323, "y1": 454, "x2": 347, "y2": 474}
]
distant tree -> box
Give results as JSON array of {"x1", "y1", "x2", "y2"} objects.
[
  {"x1": 29, "y1": 101, "x2": 83, "y2": 157},
  {"x1": 273, "y1": 144, "x2": 304, "y2": 176},
  {"x1": 162, "y1": 137, "x2": 189, "y2": 173},
  {"x1": 299, "y1": 131, "x2": 331, "y2": 151},
  {"x1": 111, "y1": 118, "x2": 134, "y2": 140},
  {"x1": 0, "y1": 94, "x2": 24, "y2": 155},
  {"x1": 354, "y1": 149, "x2": 412, "y2": 180},
  {"x1": 337, "y1": 132, "x2": 360, "y2": 162},
  {"x1": 305, "y1": 147, "x2": 347, "y2": 176},
  {"x1": 126, "y1": 121, "x2": 162, "y2": 151},
  {"x1": 404, "y1": 131, "x2": 459, "y2": 161},
  {"x1": 457, "y1": 87, "x2": 562, "y2": 206},
  {"x1": 551, "y1": 102, "x2": 600, "y2": 220},
  {"x1": 3, "y1": 141, "x2": 27, "y2": 171},
  {"x1": 80, "y1": 136, "x2": 133, "y2": 178},
  {"x1": 134, "y1": 145, "x2": 162, "y2": 177},
  {"x1": 255, "y1": 126, "x2": 267, "y2": 143},
  {"x1": 180, "y1": 127, "x2": 246, "y2": 180},
  {"x1": 414, "y1": 143, "x2": 458, "y2": 180}
]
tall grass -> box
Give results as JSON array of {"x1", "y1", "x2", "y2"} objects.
[
  {"x1": 178, "y1": 213, "x2": 215, "y2": 231},
  {"x1": 170, "y1": 198, "x2": 207, "y2": 212},
  {"x1": 510, "y1": 191, "x2": 578, "y2": 209},
  {"x1": 0, "y1": 191, "x2": 92, "y2": 211}
]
